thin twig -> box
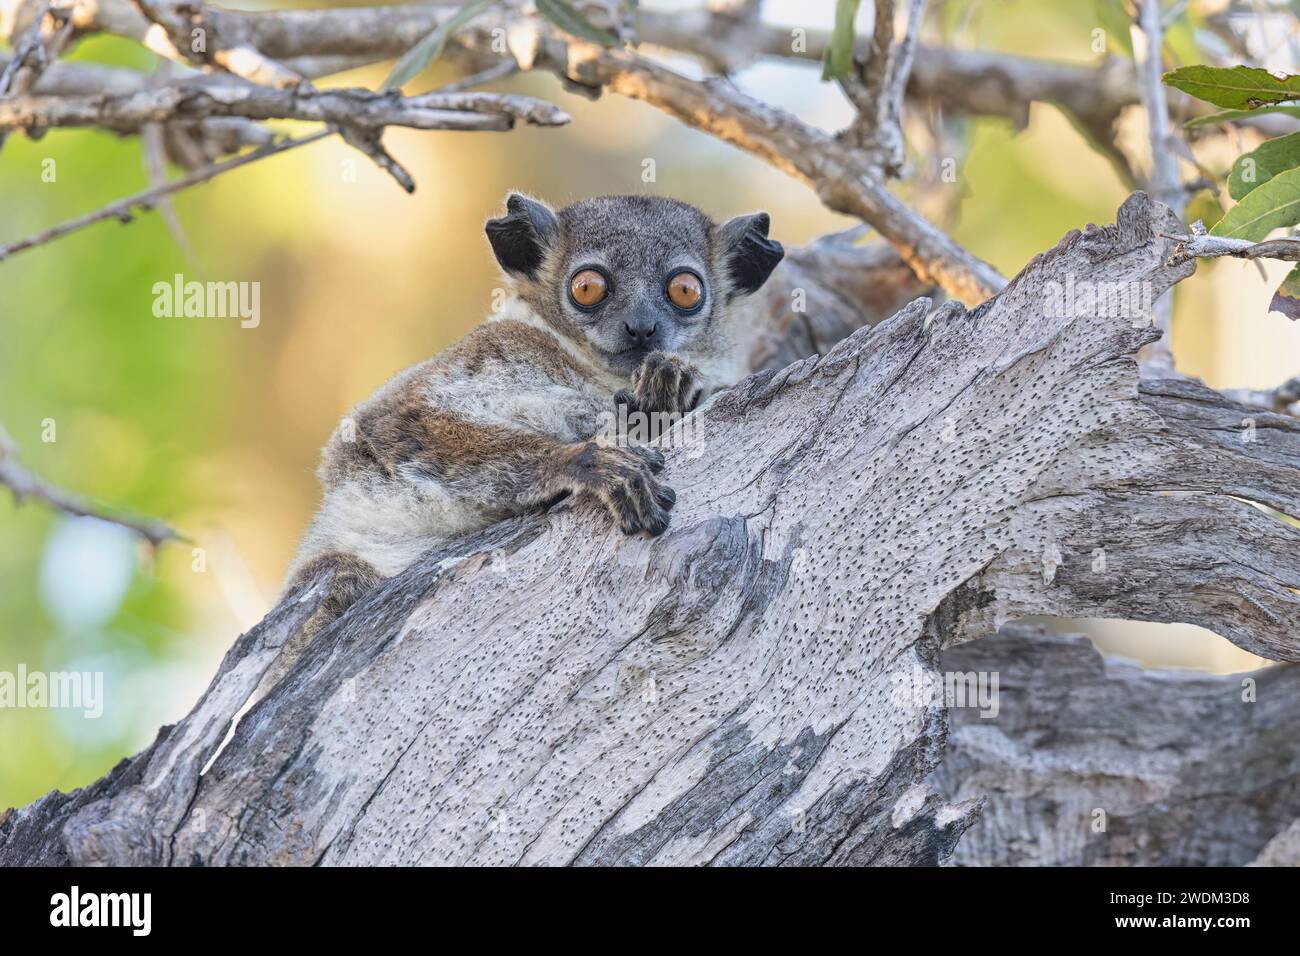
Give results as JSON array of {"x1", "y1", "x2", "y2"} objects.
[
  {"x1": 0, "y1": 0, "x2": 75, "y2": 151},
  {"x1": 0, "y1": 60, "x2": 553, "y2": 260},
  {"x1": 0, "y1": 424, "x2": 183, "y2": 547},
  {"x1": 130, "y1": 0, "x2": 305, "y2": 88},
  {"x1": 1162, "y1": 228, "x2": 1300, "y2": 265},
  {"x1": 435, "y1": 58, "x2": 518, "y2": 94},
  {"x1": 141, "y1": 58, "x2": 197, "y2": 259},
  {"x1": 839, "y1": 0, "x2": 926, "y2": 176},
  {"x1": 0, "y1": 1, "x2": 51, "y2": 97},
  {"x1": 0, "y1": 80, "x2": 567, "y2": 192},
  {"x1": 126, "y1": 0, "x2": 414, "y2": 187},
  {"x1": 1134, "y1": 0, "x2": 1190, "y2": 374},
  {"x1": 0, "y1": 129, "x2": 331, "y2": 262}
]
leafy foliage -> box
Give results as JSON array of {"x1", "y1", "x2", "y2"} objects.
[
  {"x1": 1163, "y1": 65, "x2": 1300, "y2": 110},
  {"x1": 1167, "y1": 61, "x2": 1300, "y2": 313},
  {"x1": 1212, "y1": 166, "x2": 1300, "y2": 241},
  {"x1": 1229, "y1": 130, "x2": 1300, "y2": 201}
]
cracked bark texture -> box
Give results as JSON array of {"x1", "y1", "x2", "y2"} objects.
[
  {"x1": 939, "y1": 626, "x2": 1300, "y2": 866},
  {"x1": 3, "y1": 193, "x2": 1298, "y2": 866}
]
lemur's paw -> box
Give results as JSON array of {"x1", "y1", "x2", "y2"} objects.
[
  {"x1": 561, "y1": 441, "x2": 675, "y2": 536},
  {"x1": 626, "y1": 442, "x2": 666, "y2": 473},
  {"x1": 618, "y1": 352, "x2": 703, "y2": 417}
]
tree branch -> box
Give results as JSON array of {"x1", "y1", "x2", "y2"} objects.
[
  {"x1": 0, "y1": 127, "x2": 330, "y2": 261},
  {"x1": 0, "y1": 423, "x2": 182, "y2": 547},
  {"x1": 939, "y1": 625, "x2": 1300, "y2": 866},
  {"x1": 0, "y1": 83, "x2": 570, "y2": 135},
  {"x1": 837, "y1": 0, "x2": 925, "y2": 176},
  {"x1": 64, "y1": 0, "x2": 1296, "y2": 142},
  {"x1": 7, "y1": 193, "x2": 1296, "y2": 867},
  {"x1": 1220, "y1": 375, "x2": 1300, "y2": 416},
  {"x1": 1133, "y1": 0, "x2": 1192, "y2": 374},
  {"x1": 1164, "y1": 228, "x2": 1300, "y2": 264},
  {"x1": 542, "y1": 41, "x2": 1004, "y2": 305},
  {"x1": 129, "y1": 0, "x2": 304, "y2": 89},
  {"x1": 1163, "y1": 223, "x2": 1300, "y2": 330},
  {"x1": 0, "y1": 0, "x2": 75, "y2": 151},
  {"x1": 53, "y1": 0, "x2": 1011, "y2": 303}
]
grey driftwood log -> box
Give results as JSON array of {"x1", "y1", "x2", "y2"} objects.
[{"x1": 2, "y1": 192, "x2": 1298, "y2": 866}]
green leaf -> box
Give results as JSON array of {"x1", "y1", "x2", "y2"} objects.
[
  {"x1": 822, "y1": 0, "x2": 862, "y2": 82},
  {"x1": 1271, "y1": 264, "x2": 1300, "y2": 320},
  {"x1": 1163, "y1": 65, "x2": 1300, "y2": 110},
  {"x1": 1092, "y1": 1, "x2": 1133, "y2": 59},
  {"x1": 1229, "y1": 131, "x2": 1300, "y2": 201},
  {"x1": 536, "y1": 0, "x2": 620, "y2": 46},
  {"x1": 1212, "y1": 164, "x2": 1300, "y2": 241},
  {"x1": 382, "y1": 0, "x2": 494, "y2": 92},
  {"x1": 1185, "y1": 105, "x2": 1300, "y2": 128}
]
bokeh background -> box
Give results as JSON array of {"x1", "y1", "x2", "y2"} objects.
[{"x1": 3, "y1": 0, "x2": 1298, "y2": 809}]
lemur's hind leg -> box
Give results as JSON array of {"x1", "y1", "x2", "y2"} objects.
[
  {"x1": 257, "y1": 551, "x2": 383, "y2": 701},
  {"x1": 289, "y1": 551, "x2": 384, "y2": 641}
]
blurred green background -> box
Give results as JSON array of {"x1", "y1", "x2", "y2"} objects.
[{"x1": 3, "y1": 0, "x2": 1298, "y2": 810}]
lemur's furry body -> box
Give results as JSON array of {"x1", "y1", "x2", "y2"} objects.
[
  {"x1": 275, "y1": 194, "x2": 783, "y2": 681},
  {"x1": 291, "y1": 298, "x2": 744, "y2": 579}
]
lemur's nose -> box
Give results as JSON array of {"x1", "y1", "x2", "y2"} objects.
[{"x1": 624, "y1": 320, "x2": 658, "y2": 345}]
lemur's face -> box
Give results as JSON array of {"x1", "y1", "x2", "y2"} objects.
[{"x1": 486, "y1": 194, "x2": 784, "y2": 377}]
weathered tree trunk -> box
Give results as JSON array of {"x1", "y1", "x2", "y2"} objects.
[
  {"x1": 940, "y1": 626, "x2": 1300, "y2": 866},
  {"x1": 3, "y1": 193, "x2": 1298, "y2": 866}
]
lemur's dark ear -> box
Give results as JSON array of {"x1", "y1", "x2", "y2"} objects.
[
  {"x1": 485, "y1": 193, "x2": 559, "y2": 279},
  {"x1": 718, "y1": 211, "x2": 784, "y2": 296}
]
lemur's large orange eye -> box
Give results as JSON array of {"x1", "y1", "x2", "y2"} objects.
[
  {"x1": 667, "y1": 271, "x2": 703, "y2": 311},
  {"x1": 570, "y1": 269, "x2": 608, "y2": 308}
]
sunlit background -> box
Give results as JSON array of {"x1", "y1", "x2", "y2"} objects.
[{"x1": 3, "y1": 0, "x2": 1298, "y2": 809}]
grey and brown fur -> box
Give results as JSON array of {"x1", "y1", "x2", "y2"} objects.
[{"x1": 273, "y1": 193, "x2": 783, "y2": 680}]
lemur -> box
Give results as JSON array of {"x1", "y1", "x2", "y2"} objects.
[{"x1": 278, "y1": 192, "x2": 783, "y2": 664}]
